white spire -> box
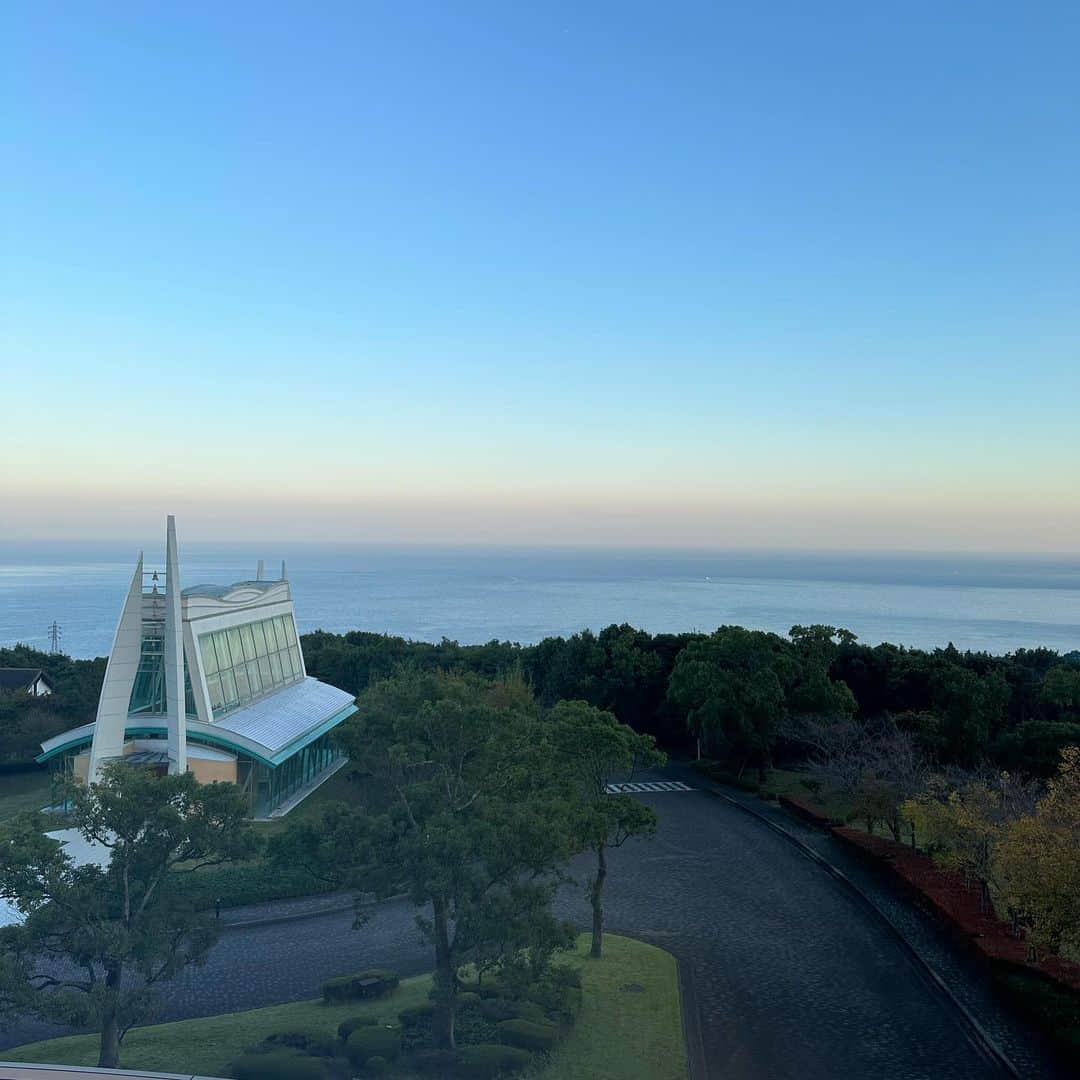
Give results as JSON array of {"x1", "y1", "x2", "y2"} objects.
[
  {"x1": 280, "y1": 559, "x2": 288, "y2": 581},
  {"x1": 257, "y1": 559, "x2": 264, "y2": 581},
  {"x1": 88, "y1": 552, "x2": 144, "y2": 780},
  {"x1": 164, "y1": 516, "x2": 187, "y2": 775}
]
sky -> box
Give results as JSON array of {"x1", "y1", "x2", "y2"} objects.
[{"x1": 2, "y1": 2, "x2": 1078, "y2": 550}]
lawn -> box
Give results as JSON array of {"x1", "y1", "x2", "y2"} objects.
[
  {"x1": 0, "y1": 769, "x2": 53, "y2": 823},
  {"x1": 5, "y1": 934, "x2": 687, "y2": 1080}
]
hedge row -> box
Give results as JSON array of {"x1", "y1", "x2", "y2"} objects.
[
  {"x1": 172, "y1": 861, "x2": 338, "y2": 911},
  {"x1": 322, "y1": 968, "x2": 400, "y2": 1004}
]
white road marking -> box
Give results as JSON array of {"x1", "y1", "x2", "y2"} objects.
[{"x1": 605, "y1": 781, "x2": 693, "y2": 794}]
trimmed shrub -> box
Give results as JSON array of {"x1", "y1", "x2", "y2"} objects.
[
  {"x1": 322, "y1": 968, "x2": 400, "y2": 1004},
  {"x1": 232, "y1": 1049, "x2": 326, "y2": 1080},
  {"x1": 458, "y1": 990, "x2": 482, "y2": 1007},
  {"x1": 547, "y1": 962, "x2": 581, "y2": 989},
  {"x1": 495, "y1": 1018, "x2": 559, "y2": 1053},
  {"x1": 365, "y1": 1055, "x2": 388, "y2": 1074},
  {"x1": 455, "y1": 1043, "x2": 532, "y2": 1078},
  {"x1": 412, "y1": 1048, "x2": 460, "y2": 1074},
  {"x1": 453, "y1": 1008, "x2": 499, "y2": 1047},
  {"x1": 398, "y1": 1002, "x2": 437, "y2": 1027},
  {"x1": 345, "y1": 1026, "x2": 402, "y2": 1068},
  {"x1": 525, "y1": 981, "x2": 582, "y2": 1023},
  {"x1": 338, "y1": 1014, "x2": 379, "y2": 1041},
  {"x1": 177, "y1": 862, "x2": 336, "y2": 911},
  {"x1": 257, "y1": 1030, "x2": 337, "y2": 1057},
  {"x1": 479, "y1": 997, "x2": 546, "y2": 1024}
]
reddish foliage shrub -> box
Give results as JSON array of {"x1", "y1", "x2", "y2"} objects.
[{"x1": 830, "y1": 825, "x2": 1080, "y2": 995}]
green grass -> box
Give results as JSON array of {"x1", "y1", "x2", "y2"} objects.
[
  {"x1": 543, "y1": 935, "x2": 686, "y2": 1080},
  {"x1": 6, "y1": 934, "x2": 687, "y2": 1080},
  {"x1": 0, "y1": 770, "x2": 53, "y2": 823}
]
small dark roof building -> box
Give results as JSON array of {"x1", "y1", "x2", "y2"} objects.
[{"x1": 0, "y1": 668, "x2": 55, "y2": 696}]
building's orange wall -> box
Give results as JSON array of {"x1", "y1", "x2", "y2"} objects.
[{"x1": 189, "y1": 757, "x2": 238, "y2": 785}]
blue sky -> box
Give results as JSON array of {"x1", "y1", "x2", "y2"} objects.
[{"x1": 3, "y1": 2, "x2": 1078, "y2": 549}]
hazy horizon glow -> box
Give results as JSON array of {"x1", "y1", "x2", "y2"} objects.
[{"x1": 4, "y1": 3, "x2": 1079, "y2": 551}]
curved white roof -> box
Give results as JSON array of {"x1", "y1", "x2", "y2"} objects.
[{"x1": 212, "y1": 677, "x2": 356, "y2": 755}]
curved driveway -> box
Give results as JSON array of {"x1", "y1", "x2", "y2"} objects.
[{"x1": 3, "y1": 764, "x2": 1057, "y2": 1079}]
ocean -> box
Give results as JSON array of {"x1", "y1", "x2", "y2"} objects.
[{"x1": 1, "y1": 542, "x2": 1079, "y2": 660}]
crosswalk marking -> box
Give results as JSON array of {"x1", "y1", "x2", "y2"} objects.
[{"x1": 605, "y1": 781, "x2": 693, "y2": 794}]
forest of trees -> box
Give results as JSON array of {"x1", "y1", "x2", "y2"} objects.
[
  {"x1": 4, "y1": 625, "x2": 1079, "y2": 779},
  {"x1": 300, "y1": 624, "x2": 1080, "y2": 778}
]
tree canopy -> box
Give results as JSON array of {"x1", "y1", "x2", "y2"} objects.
[{"x1": 0, "y1": 763, "x2": 257, "y2": 1068}]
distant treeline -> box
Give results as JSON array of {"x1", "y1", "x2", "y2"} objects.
[
  {"x1": 3, "y1": 626, "x2": 1079, "y2": 777},
  {"x1": 301, "y1": 625, "x2": 1080, "y2": 777},
  {"x1": 0, "y1": 645, "x2": 107, "y2": 769}
]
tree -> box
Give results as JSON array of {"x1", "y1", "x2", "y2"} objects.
[
  {"x1": 1040, "y1": 665, "x2": 1080, "y2": 717},
  {"x1": 270, "y1": 669, "x2": 577, "y2": 1051},
  {"x1": 0, "y1": 763, "x2": 257, "y2": 1068},
  {"x1": 548, "y1": 700, "x2": 665, "y2": 958},
  {"x1": 996, "y1": 745, "x2": 1080, "y2": 958},
  {"x1": 901, "y1": 766, "x2": 1037, "y2": 913},
  {"x1": 667, "y1": 628, "x2": 793, "y2": 775}
]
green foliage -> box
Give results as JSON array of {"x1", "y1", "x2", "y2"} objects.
[
  {"x1": 994, "y1": 970, "x2": 1080, "y2": 1055},
  {"x1": 693, "y1": 761, "x2": 762, "y2": 792},
  {"x1": 548, "y1": 699, "x2": 664, "y2": 958},
  {"x1": 0, "y1": 761, "x2": 258, "y2": 1070},
  {"x1": 995, "y1": 747, "x2": 1080, "y2": 957},
  {"x1": 398, "y1": 1002, "x2": 437, "y2": 1027},
  {"x1": 495, "y1": 1017, "x2": 559, "y2": 1052},
  {"x1": 1040, "y1": 665, "x2": 1080, "y2": 714},
  {"x1": 477, "y1": 997, "x2": 547, "y2": 1023},
  {"x1": 231, "y1": 1048, "x2": 327, "y2": 1079},
  {"x1": 338, "y1": 1015, "x2": 378, "y2": 1041},
  {"x1": 525, "y1": 980, "x2": 583, "y2": 1024},
  {"x1": 0, "y1": 645, "x2": 107, "y2": 765},
  {"x1": 321, "y1": 969, "x2": 399, "y2": 1004},
  {"x1": 275, "y1": 668, "x2": 578, "y2": 1051},
  {"x1": 255, "y1": 1030, "x2": 338, "y2": 1057},
  {"x1": 454, "y1": 1043, "x2": 533, "y2": 1078},
  {"x1": 993, "y1": 721, "x2": 1080, "y2": 777},
  {"x1": 411, "y1": 1047, "x2": 461, "y2": 1073},
  {"x1": 300, "y1": 625, "x2": 1080, "y2": 777},
  {"x1": 364, "y1": 1055, "x2": 389, "y2": 1074},
  {"x1": 344, "y1": 1025, "x2": 401, "y2": 1067},
  {"x1": 172, "y1": 860, "x2": 337, "y2": 911}
]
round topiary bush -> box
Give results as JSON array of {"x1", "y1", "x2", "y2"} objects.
[
  {"x1": 232, "y1": 1048, "x2": 327, "y2": 1080},
  {"x1": 454, "y1": 1043, "x2": 532, "y2": 1078},
  {"x1": 345, "y1": 1025, "x2": 402, "y2": 1068},
  {"x1": 338, "y1": 1015, "x2": 379, "y2": 1041},
  {"x1": 412, "y1": 1047, "x2": 460, "y2": 1074},
  {"x1": 398, "y1": 1002, "x2": 437, "y2": 1027},
  {"x1": 365, "y1": 1055, "x2": 388, "y2": 1074},
  {"x1": 526, "y1": 981, "x2": 583, "y2": 1023},
  {"x1": 457, "y1": 991, "x2": 482, "y2": 1007},
  {"x1": 495, "y1": 1018, "x2": 559, "y2": 1053},
  {"x1": 478, "y1": 997, "x2": 547, "y2": 1024}
]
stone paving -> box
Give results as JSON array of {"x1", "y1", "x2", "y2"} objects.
[{"x1": 3, "y1": 762, "x2": 1065, "y2": 1079}]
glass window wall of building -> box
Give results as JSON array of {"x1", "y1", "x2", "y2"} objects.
[{"x1": 198, "y1": 614, "x2": 303, "y2": 718}]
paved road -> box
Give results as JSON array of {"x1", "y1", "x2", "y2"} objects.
[{"x1": 2, "y1": 763, "x2": 1062, "y2": 1079}]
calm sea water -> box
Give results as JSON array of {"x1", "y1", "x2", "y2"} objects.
[{"x1": 1, "y1": 542, "x2": 1079, "y2": 659}]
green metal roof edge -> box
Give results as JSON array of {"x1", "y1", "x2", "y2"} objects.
[
  {"x1": 35, "y1": 704, "x2": 358, "y2": 769},
  {"x1": 267, "y1": 702, "x2": 357, "y2": 766},
  {"x1": 35, "y1": 725, "x2": 279, "y2": 768}
]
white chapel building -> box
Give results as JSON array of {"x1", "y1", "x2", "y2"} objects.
[{"x1": 38, "y1": 517, "x2": 356, "y2": 817}]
